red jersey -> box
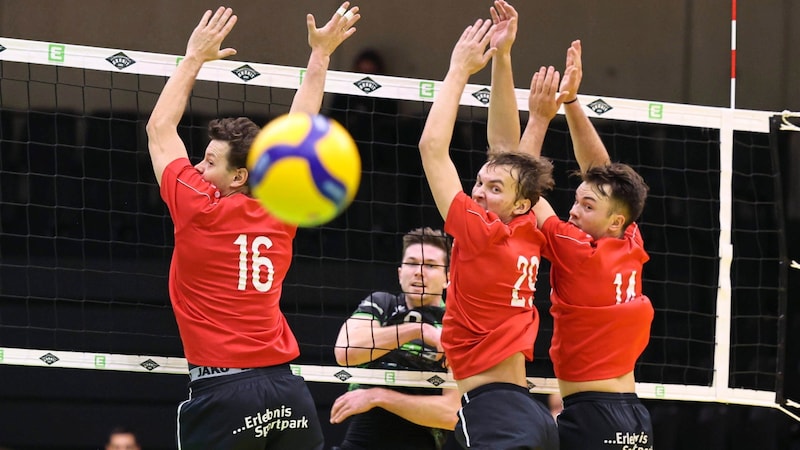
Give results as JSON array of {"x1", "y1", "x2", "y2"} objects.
[
  {"x1": 541, "y1": 216, "x2": 654, "y2": 381},
  {"x1": 443, "y1": 192, "x2": 546, "y2": 380},
  {"x1": 160, "y1": 158, "x2": 299, "y2": 368}
]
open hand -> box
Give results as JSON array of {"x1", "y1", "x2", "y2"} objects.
[
  {"x1": 450, "y1": 19, "x2": 496, "y2": 76},
  {"x1": 185, "y1": 7, "x2": 238, "y2": 62},
  {"x1": 330, "y1": 389, "x2": 377, "y2": 424},
  {"x1": 529, "y1": 65, "x2": 571, "y2": 122},
  {"x1": 306, "y1": 1, "x2": 361, "y2": 57},
  {"x1": 559, "y1": 40, "x2": 582, "y2": 103},
  {"x1": 489, "y1": 0, "x2": 518, "y2": 55}
]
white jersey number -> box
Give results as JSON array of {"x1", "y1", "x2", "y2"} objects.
[
  {"x1": 234, "y1": 234, "x2": 275, "y2": 292},
  {"x1": 511, "y1": 255, "x2": 539, "y2": 307},
  {"x1": 613, "y1": 271, "x2": 637, "y2": 304}
]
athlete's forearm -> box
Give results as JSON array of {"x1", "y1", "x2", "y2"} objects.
[
  {"x1": 564, "y1": 100, "x2": 610, "y2": 170},
  {"x1": 334, "y1": 322, "x2": 424, "y2": 366},
  {"x1": 372, "y1": 387, "x2": 459, "y2": 430},
  {"x1": 290, "y1": 49, "x2": 330, "y2": 115},
  {"x1": 487, "y1": 52, "x2": 520, "y2": 155}
]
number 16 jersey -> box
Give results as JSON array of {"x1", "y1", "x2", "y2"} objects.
[{"x1": 161, "y1": 158, "x2": 299, "y2": 369}]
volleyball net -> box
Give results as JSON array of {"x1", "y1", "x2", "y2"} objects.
[{"x1": 0, "y1": 37, "x2": 795, "y2": 417}]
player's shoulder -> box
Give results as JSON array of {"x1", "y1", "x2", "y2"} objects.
[
  {"x1": 625, "y1": 222, "x2": 644, "y2": 242},
  {"x1": 543, "y1": 216, "x2": 590, "y2": 240},
  {"x1": 360, "y1": 291, "x2": 402, "y2": 308}
]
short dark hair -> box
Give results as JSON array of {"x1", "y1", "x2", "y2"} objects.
[
  {"x1": 107, "y1": 426, "x2": 138, "y2": 445},
  {"x1": 581, "y1": 162, "x2": 649, "y2": 229},
  {"x1": 208, "y1": 117, "x2": 261, "y2": 171},
  {"x1": 402, "y1": 227, "x2": 450, "y2": 267},
  {"x1": 486, "y1": 152, "x2": 555, "y2": 208}
]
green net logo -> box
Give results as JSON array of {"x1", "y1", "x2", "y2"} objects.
[
  {"x1": 384, "y1": 371, "x2": 396, "y2": 384},
  {"x1": 291, "y1": 364, "x2": 302, "y2": 376},
  {"x1": 94, "y1": 355, "x2": 106, "y2": 368},
  {"x1": 48, "y1": 44, "x2": 65, "y2": 63},
  {"x1": 0, "y1": 348, "x2": 4, "y2": 362},
  {"x1": 655, "y1": 385, "x2": 665, "y2": 398},
  {"x1": 649, "y1": 103, "x2": 664, "y2": 120},
  {"x1": 299, "y1": 69, "x2": 306, "y2": 85},
  {"x1": 419, "y1": 81, "x2": 434, "y2": 99}
]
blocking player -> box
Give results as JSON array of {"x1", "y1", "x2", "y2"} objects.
[
  {"x1": 417, "y1": 12, "x2": 558, "y2": 450},
  {"x1": 144, "y1": 3, "x2": 360, "y2": 448},
  {"x1": 493, "y1": 37, "x2": 656, "y2": 449}
]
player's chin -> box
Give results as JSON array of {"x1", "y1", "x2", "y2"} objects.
[{"x1": 405, "y1": 292, "x2": 425, "y2": 306}]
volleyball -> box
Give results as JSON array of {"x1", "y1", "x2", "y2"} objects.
[{"x1": 247, "y1": 113, "x2": 361, "y2": 227}]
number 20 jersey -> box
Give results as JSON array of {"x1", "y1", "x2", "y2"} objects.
[{"x1": 443, "y1": 192, "x2": 546, "y2": 380}]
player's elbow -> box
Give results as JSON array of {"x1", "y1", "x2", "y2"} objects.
[
  {"x1": 418, "y1": 133, "x2": 447, "y2": 158},
  {"x1": 145, "y1": 111, "x2": 176, "y2": 139},
  {"x1": 433, "y1": 403, "x2": 460, "y2": 430},
  {"x1": 441, "y1": 415, "x2": 458, "y2": 431},
  {"x1": 334, "y1": 346, "x2": 350, "y2": 366},
  {"x1": 145, "y1": 116, "x2": 163, "y2": 138}
]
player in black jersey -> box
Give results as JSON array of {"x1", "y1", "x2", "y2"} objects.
[{"x1": 331, "y1": 227, "x2": 459, "y2": 450}]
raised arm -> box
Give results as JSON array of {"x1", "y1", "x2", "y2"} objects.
[
  {"x1": 531, "y1": 196, "x2": 557, "y2": 229},
  {"x1": 330, "y1": 384, "x2": 461, "y2": 430},
  {"x1": 518, "y1": 65, "x2": 569, "y2": 159},
  {"x1": 290, "y1": 2, "x2": 360, "y2": 115},
  {"x1": 333, "y1": 316, "x2": 441, "y2": 366},
  {"x1": 418, "y1": 19, "x2": 496, "y2": 220},
  {"x1": 521, "y1": 66, "x2": 571, "y2": 228},
  {"x1": 486, "y1": 0, "x2": 520, "y2": 155},
  {"x1": 146, "y1": 7, "x2": 237, "y2": 185},
  {"x1": 559, "y1": 40, "x2": 611, "y2": 171}
]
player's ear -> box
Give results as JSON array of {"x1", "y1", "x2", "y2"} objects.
[
  {"x1": 608, "y1": 212, "x2": 625, "y2": 234},
  {"x1": 232, "y1": 167, "x2": 248, "y2": 188},
  {"x1": 513, "y1": 198, "x2": 532, "y2": 215}
]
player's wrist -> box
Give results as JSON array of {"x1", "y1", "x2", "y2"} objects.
[{"x1": 370, "y1": 387, "x2": 391, "y2": 408}]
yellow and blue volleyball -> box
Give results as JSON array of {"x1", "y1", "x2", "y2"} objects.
[{"x1": 247, "y1": 113, "x2": 361, "y2": 227}]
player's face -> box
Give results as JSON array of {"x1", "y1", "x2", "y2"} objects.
[
  {"x1": 471, "y1": 163, "x2": 526, "y2": 224},
  {"x1": 398, "y1": 243, "x2": 448, "y2": 308},
  {"x1": 194, "y1": 140, "x2": 239, "y2": 196},
  {"x1": 568, "y1": 181, "x2": 624, "y2": 240},
  {"x1": 106, "y1": 433, "x2": 140, "y2": 450}
]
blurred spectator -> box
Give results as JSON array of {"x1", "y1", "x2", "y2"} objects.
[
  {"x1": 329, "y1": 48, "x2": 399, "y2": 137},
  {"x1": 105, "y1": 426, "x2": 140, "y2": 450}
]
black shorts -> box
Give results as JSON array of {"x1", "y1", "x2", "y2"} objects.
[
  {"x1": 455, "y1": 383, "x2": 558, "y2": 450},
  {"x1": 177, "y1": 364, "x2": 324, "y2": 450},
  {"x1": 557, "y1": 391, "x2": 654, "y2": 450}
]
